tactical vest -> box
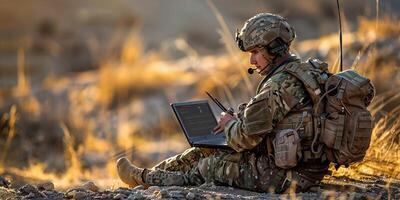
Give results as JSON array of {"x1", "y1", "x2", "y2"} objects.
[
  {"x1": 271, "y1": 60, "x2": 326, "y2": 167},
  {"x1": 257, "y1": 58, "x2": 375, "y2": 193},
  {"x1": 272, "y1": 58, "x2": 375, "y2": 169},
  {"x1": 254, "y1": 59, "x2": 323, "y2": 168}
]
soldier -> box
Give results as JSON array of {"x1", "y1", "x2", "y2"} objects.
[{"x1": 117, "y1": 13, "x2": 331, "y2": 193}]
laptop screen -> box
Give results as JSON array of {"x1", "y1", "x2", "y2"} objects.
[{"x1": 171, "y1": 101, "x2": 217, "y2": 137}]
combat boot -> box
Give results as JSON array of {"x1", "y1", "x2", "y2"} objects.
[
  {"x1": 117, "y1": 157, "x2": 191, "y2": 187},
  {"x1": 117, "y1": 157, "x2": 148, "y2": 187}
]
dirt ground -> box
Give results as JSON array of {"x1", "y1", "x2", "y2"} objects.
[{"x1": 0, "y1": 172, "x2": 399, "y2": 200}]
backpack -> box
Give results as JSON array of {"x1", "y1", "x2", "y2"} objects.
[{"x1": 283, "y1": 59, "x2": 375, "y2": 167}]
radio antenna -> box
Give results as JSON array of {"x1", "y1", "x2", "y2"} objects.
[{"x1": 336, "y1": 0, "x2": 343, "y2": 72}]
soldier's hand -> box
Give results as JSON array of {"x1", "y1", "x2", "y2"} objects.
[{"x1": 213, "y1": 112, "x2": 236, "y2": 134}]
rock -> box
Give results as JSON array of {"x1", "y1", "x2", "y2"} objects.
[
  {"x1": 115, "y1": 187, "x2": 133, "y2": 196},
  {"x1": 37, "y1": 182, "x2": 55, "y2": 191},
  {"x1": 154, "y1": 189, "x2": 167, "y2": 198},
  {"x1": 22, "y1": 192, "x2": 36, "y2": 200},
  {"x1": 158, "y1": 189, "x2": 168, "y2": 197},
  {"x1": 146, "y1": 186, "x2": 160, "y2": 194},
  {"x1": 128, "y1": 192, "x2": 144, "y2": 200},
  {"x1": 81, "y1": 181, "x2": 100, "y2": 192},
  {"x1": 114, "y1": 193, "x2": 127, "y2": 199},
  {"x1": 18, "y1": 184, "x2": 38, "y2": 195},
  {"x1": 0, "y1": 176, "x2": 10, "y2": 188},
  {"x1": 133, "y1": 185, "x2": 145, "y2": 190},
  {"x1": 0, "y1": 187, "x2": 17, "y2": 199},
  {"x1": 186, "y1": 192, "x2": 196, "y2": 200},
  {"x1": 21, "y1": 190, "x2": 46, "y2": 199},
  {"x1": 43, "y1": 190, "x2": 64, "y2": 199},
  {"x1": 73, "y1": 191, "x2": 88, "y2": 200},
  {"x1": 65, "y1": 189, "x2": 88, "y2": 199},
  {"x1": 168, "y1": 191, "x2": 186, "y2": 198}
]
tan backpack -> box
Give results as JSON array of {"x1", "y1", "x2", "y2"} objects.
[{"x1": 283, "y1": 59, "x2": 375, "y2": 167}]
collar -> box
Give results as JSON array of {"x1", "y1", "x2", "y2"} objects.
[{"x1": 255, "y1": 54, "x2": 301, "y2": 94}]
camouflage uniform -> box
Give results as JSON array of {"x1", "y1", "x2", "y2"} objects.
[
  {"x1": 144, "y1": 55, "x2": 329, "y2": 193},
  {"x1": 118, "y1": 13, "x2": 330, "y2": 193}
]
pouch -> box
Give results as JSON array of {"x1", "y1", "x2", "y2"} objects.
[{"x1": 273, "y1": 129, "x2": 301, "y2": 169}]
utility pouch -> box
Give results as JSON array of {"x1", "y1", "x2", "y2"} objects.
[
  {"x1": 320, "y1": 114, "x2": 345, "y2": 149},
  {"x1": 273, "y1": 129, "x2": 301, "y2": 169}
]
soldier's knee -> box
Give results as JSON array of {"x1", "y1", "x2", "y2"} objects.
[
  {"x1": 197, "y1": 157, "x2": 216, "y2": 182},
  {"x1": 197, "y1": 156, "x2": 240, "y2": 186},
  {"x1": 215, "y1": 160, "x2": 239, "y2": 186}
]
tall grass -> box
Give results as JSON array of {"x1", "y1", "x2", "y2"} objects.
[
  {"x1": 0, "y1": 106, "x2": 17, "y2": 173},
  {"x1": 0, "y1": 8, "x2": 399, "y2": 191}
]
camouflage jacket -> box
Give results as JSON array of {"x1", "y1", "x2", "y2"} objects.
[{"x1": 224, "y1": 56, "x2": 310, "y2": 152}]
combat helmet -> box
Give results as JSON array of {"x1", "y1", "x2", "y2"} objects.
[{"x1": 235, "y1": 13, "x2": 296, "y2": 55}]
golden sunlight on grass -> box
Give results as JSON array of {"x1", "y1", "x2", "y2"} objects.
[
  {"x1": 0, "y1": 106, "x2": 17, "y2": 174},
  {"x1": 325, "y1": 17, "x2": 400, "y2": 182},
  {"x1": 0, "y1": 10, "x2": 399, "y2": 196}
]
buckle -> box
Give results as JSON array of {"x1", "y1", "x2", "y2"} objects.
[
  {"x1": 280, "y1": 177, "x2": 291, "y2": 193},
  {"x1": 279, "y1": 171, "x2": 293, "y2": 193}
]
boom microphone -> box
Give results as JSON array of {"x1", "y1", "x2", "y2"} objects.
[{"x1": 248, "y1": 67, "x2": 257, "y2": 74}]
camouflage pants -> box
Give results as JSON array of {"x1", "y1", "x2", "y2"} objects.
[{"x1": 147, "y1": 147, "x2": 287, "y2": 193}]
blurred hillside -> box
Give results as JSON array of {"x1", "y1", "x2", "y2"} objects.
[
  {"x1": 0, "y1": 0, "x2": 399, "y2": 192},
  {"x1": 1, "y1": 0, "x2": 400, "y2": 89}
]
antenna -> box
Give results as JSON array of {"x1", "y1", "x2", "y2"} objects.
[{"x1": 336, "y1": 0, "x2": 343, "y2": 72}]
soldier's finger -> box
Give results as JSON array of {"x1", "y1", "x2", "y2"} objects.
[
  {"x1": 215, "y1": 126, "x2": 224, "y2": 134},
  {"x1": 213, "y1": 125, "x2": 220, "y2": 132}
]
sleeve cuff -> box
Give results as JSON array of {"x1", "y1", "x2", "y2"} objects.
[{"x1": 224, "y1": 119, "x2": 238, "y2": 135}]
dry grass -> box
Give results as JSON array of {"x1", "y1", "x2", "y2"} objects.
[
  {"x1": 0, "y1": 11, "x2": 399, "y2": 193},
  {"x1": 0, "y1": 106, "x2": 17, "y2": 174},
  {"x1": 325, "y1": 17, "x2": 400, "y2": 181}
]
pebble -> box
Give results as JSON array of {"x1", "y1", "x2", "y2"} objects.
[
  {"x1": 186, "y1": 192, "x2": 196, "y2": 200},
  {"x1": 82, "y1": 181, "x2": 100, "y2": 192},
  {"x1": 43, "y1": 190, "x2": 64, "y2": 199},
  {"x1": 37, "y1": 182, "x2": 55, "y2": 191},
  {"x1": 114, "y1": 193, "x2": 127, "y2": 199},
  {"x1": 159, "y1": 189, "x2": 168, "y2": 197},
  {"x1": 128, "y1": 192, "x2": 144, "y2": 199},
  {"x1": 146, "y1": 186, "x2": 160, "y2": 194},
  {"x1": 115, "y1": 187, "x2": 133, "y2": 196},
  {"x1": 19, "y1": 184, "x2": 38, "y2": 195},
  {"x1": 0, "y1": 176, "x2": 10, "y2": 188},
  {"x1": 21, "y1": 192, "x2": 36, "y2": 200},
  {"x1": 66, "y1": 189, "x2": 86, "y2": 199},
  {"x1": 133, "y1": 185, "x2": 145, "y2": 190},
  {"x1": 168, "y1": 191, "x2": 185, "y2": 198},
  {"x1": 73, "y1": 191, "x2": 88, "y2": 200}
]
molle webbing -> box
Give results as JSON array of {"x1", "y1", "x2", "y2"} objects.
[
  {"x1": 283, "y1": 61, "x2": 324, "y2": 105},
  {"x1": 275, "y1": 106, "x2": 313, "y2": 139},
  {"x1": 281, "y1": 59, "x2": 330, "y2": 161}
]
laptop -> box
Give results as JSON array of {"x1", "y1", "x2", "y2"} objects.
[{"x1": 170, "y1": 100, "x2": 229, "y2": 148}]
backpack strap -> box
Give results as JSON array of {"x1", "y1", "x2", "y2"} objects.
[
  {"x1": 282, "y1": 58, "x2": 330, "y2": 156},
  {"x1": 283, "y1": 59, "x2": 326, "y2": 106}
]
